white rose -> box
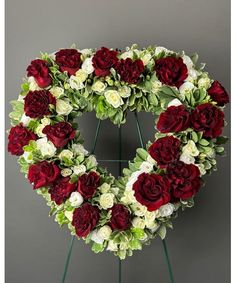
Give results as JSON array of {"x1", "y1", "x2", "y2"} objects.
[
  {"x1": 61, "y1": 168, "x2": 72, "y2": 177},
  {"x1": 99, "y1": 183, "x2": 110, "y2": 193},
  {"x1": 64, "y1": 210, "x2": 73, "y2": 221},
  {"x1": 180, "y1": 153, "x2": 195, "y2": 164},
  {"x1": 72, "y1": 144, "x2": 88, "y2": 155},
  {"x1": 50, "y1": 86, "x2": 64, "y2": 98},
  {"x1": 131, "y1": 203, "x2": 147, "y2": 217},
  {"x1": 91, "y1": 230, "x2": 104, "y2": 244},
  {"x1": 73, "y1": 165, "x2": 86, "y2": 175},
  {"x1": 59, "y1": 149, "x2": 73, "y2": 160},
  {"x1": 91, "y1": 81, "x2": 106, "y2": 93},
  {"x1": 159, "y1": 203, "x2": 175, "y2": 217},
  {"x1": 118, "y1": 86, "x2": 131, "y2": 98},
  {"x1": 132, "y1": 217, "x2": 145, "y2": 229},
  {"x1": 23, "y1": 152, "x2": 33, "y2": 163},
  {"x1": 97, "y1": 225, "x2": 112, "y2": 240},
  {"x1": 28, "y1": 76, "x2": 41, "y2": 91},
  {"x1": 99, "y1": 193, "x2": 114, "y2": 210},
  {"x1": 139, "y1": 161, "x2": 153, "y2": 173},
  {"x1": 69, "y1": 75, "x2": 84, "y2": 90},
  {"x1": 104, "y1": 90, "x2": 124, "y2": 108},
  {"x1": 121, "y1": 189, "x2": 136, "y2": 205},
  {"x1": 56, "y1": 99, "x2": 73, "y2": 115},
  {"x1": 168, "y1": 98, "x2": 182, "y2": 108},
  {"x1": 20, "y1": 114, "x2": 31, "y2": 126},
  {"x1": 182, "y1": 140, "x2": 199, "y2": 157},
  {"x1": 179, "y1": 82, "x2": 195, "y2": 96},
  {"x1": 107, "y1": 240, "x2": 118, "y2": 251},
  {"x1": 69, "y1": 191, "x2": 84, "y2": 207},
  {"x1": 198, "y1": 77, "x2": 211, "y2": 89},
  {"x1": 75, "y1": 69, "x2": 88, "y2": 83},
  {"x1": 82, "y1": 57, "x2": 94, "y2": 74},
  {"x1": 36, "y1": 138, "x2": 56, "y2": 157},
  {"x1": 182, "y1": 55, "x2": 193, "y2": 69}
]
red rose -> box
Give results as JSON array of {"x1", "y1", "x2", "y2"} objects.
[
  {"x1": 77, "y1": 172, "x2": 100, "y2": 200},
  {"x1": 115, "y1": 58, "x2": 144, "y2": 84},
  {"x1": 42, "y1": 122, "x2": 76, "y2": 148},
  {"x1": 157, "y1": 105, "x2": 190, "y2": 133},
  {"x1": 55, "y1": 49, "x2": 82, "y2": 76},
  {"x1": 26, "y1": 59, "x2": 52, "y2": 88},
  {"x1": 49, "y1": 177, "x2": 76, "y2": 205},
  {"x1": 208, "y1": 81, "x2": 229, "y2": 106},
  {"x1": 8, "y1": 124, "x2": 36, "y2": 156},
  {"x1": 72, "y1": 203, "x2": 100, "y2": 237},
  {"x1": 166, "y1": 161, "x2": 201, "y2": 200},
  {"x1": 148, "y1": 136, "x2": 181, "y2": 168},
  {"x1": 92, "y1": 47, "x2": 118, "y2": 77},
  {"x1": 24, "y1": 90, "x2": 56, "y2": 118},
  {"x1": 109, "y1": 204, "x2": 131, "y2": 231},
  {"x1": 28, "y1": 161, "x2": 60, "y2": 189},
  {"x1": 191, "y1": 103, "x2": 224, "y2": 138},
  {"x1": 133, "y1": 173, "x2": 170, "y2": 211},
  {"x1": 155, "y1": 56, "x2": 188, "y2": 87}
]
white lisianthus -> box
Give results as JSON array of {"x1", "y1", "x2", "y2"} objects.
[
  {"x1": 141, "y1": 53, "x2": 152, "y2": 65},
  {"x1": 65, "y1": 210, "x2": 73, "y2": 221},
  {"x1": 69, "y1": 191, "x2": 84, "y2": 207},
  {"x1": 139, "y1": 161, "x2": 153, "y2": 173},
  {"x1": 69, "y1": 75, "x2": 85, "y2": 90},
  {"x1": 159, "y1": 203, "x2": 175, "y2": 217},
  {"x1": 120, "y1": 50, "x2": 133, "y2": 59},
  {"x1": 97, "y1": 225, "x2": 112, "y2": 240},
  {"x1": 56, "y1": 99, "x2": 73, "y2": 115},
  {"x1": 198, "y1": 77, "x2": 211, "y2": 89},
  {"x1": 104, "y1": 90, "x2": 124, "y2": 108},
  {"x1": 75, "y1": 69, "x2": 88, "y2": 83},
  {"x1": 91, "y1": 81, "x2": 106, "y2": 93},
  {"x1": 151, "y1": 80, "x2": 162, "y2": 93},
  {"x1": 180, "y1": 153, "x2": 195, "y2": 164},
  {"x1": 61, "y1": 168, "x2": 72, "y2": 177},
  {"x1": 168, "y1": 98, "x2": 183, "y2": 108},
  {"x1": 182, "y1": 140, "x2": 199, "y2": 157},
  {"x1": 179, "y1": 82, "x2": 195, "y2": 96},
  {"x1": 118, "y1": 86, "x2": 131, "y2": 98},
  {"x1": 132, "y1": 217, "x2": 146, "y2": 229},
  {"x1": 99, "y1": 193, "x2": 114, "y2": 210},
  {"x1": 91, "y1": 230, "x2": 104, "y2": 244},
  {"x1": 36, "y1": 138, "x2": 56, "y2": 157},
  {"x1": 81, "y1": 57, "x2": 94, "y2": 74},
  {"x1": 107, "y1": 240, "x2": 118, "y2": 251},
  {"x1": 131, "y1": 203, "x2": 147, "y2": 217},
  {"x1": 28, "y1": 76, "x2": 41, "y2": 91},
  {"x1": 147, "y1": 154, "x2": 157, "y2": 165},
  {"x1": 196, "y1": 163, "x2": 206, "y2": 176},
  {"x1": 146, "y1": 221, "x2": 158, "y2": 230},
  {"x1": 73, "y1": 164, "x2": 86, "y2": 175},
  {"x1": 20, "y1": 114, "x2": 31, "y2": 126},
  {"x1": 59, "y1": 149, "x2": 73, "y2": 160},
  {"x1": 87, "y1": 155, "x2": 98, "y2": 166},
  {"x1": 121, "y1": 189, "x2": 136, "y2": 205},
  {"x1": 23, "y1": 152, "x2": 33, "y2": 163},
  {"x1": 99, "y1": 183, "x2": 110, "y2": 194},
  {"x1": 182, "y1": 55, "x2": 194, "y2": 70},
  {"x1": 72, "y1": 144, "x2": 88, "y2": 155},
  {"x1": 50, "y1": 86, "x2": 64, "y2": 98}
]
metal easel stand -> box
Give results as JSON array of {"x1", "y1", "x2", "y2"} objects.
[{"x1": 61, "y1": 113, "x2": 174, "y2": 283}]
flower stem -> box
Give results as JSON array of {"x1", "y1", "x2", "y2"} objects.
[{"x1": 61, "y1": 235, "x2": 75, "y2": 283}]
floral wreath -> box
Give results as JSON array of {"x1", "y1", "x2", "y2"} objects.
[{"x1": 8, "y1": 45, "x2": 229, "y2": 259}]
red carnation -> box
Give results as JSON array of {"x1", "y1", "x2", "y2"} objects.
[
  {"x1": 166, "y1": 161, "x2": 201, "y2": 200},
  {"x1": 26, "y1": 59, "x2": 52, "y2": 88},
  {"x1": 115, "y1": 58, "x2": 145, "y2": 84},
  {"x1": 24, "y1": 90, "x2": 56, "y2": 118},
  {"x1": 72, "y1": 203, "x2": 100, "y2": 237},
  {"x1": 157, "y1": 105, "x2": 190, "y2": 133},
  {"x1": 148, "y1": 136, "x2": 181, "y2": 168},
  {"x1": 42, "y1": 122, "x2": 76, "y2": 148},
  {"x1": 208, "y1": 81, "x2": 229, "y2": 106},
  {"x1": 155, "y1": 56, "x2": 188, "y2": 87},
  {"x1": 55, "y1": 49, "x2": 82, "y2": 76},
  {"x1": 109, "y1": 204, "x2": 131, "y2": 231},
  {"x1": 77, "y1": 172, "x2": 100, "y2": 200},
  {"x1": 49, "y1": 177, "x2": 76, "y2": 205},
  {"x1": 8, "y1": 124, "x2": 36, "y2": 156},
  {"x1": 28, "y1": 161, "x2": 60, "y2": 189},
  {"x1": 191, "y1": 103, "x2": 224, "y2": 138},
  {"x1": 92, "y1": 47, "x2": 118, "y2": 77},
  {"x1": 133, "y1": 173, "x2": 170, "y2": 212}
]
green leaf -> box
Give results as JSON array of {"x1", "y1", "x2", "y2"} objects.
[
  {"x1": 215, "y1": 136, "x2": 228, "y2": 145},
  {"x1": 136, "y1": 148, "x2": 148, "y2": 161},
  {"x1": 191, "y1": 131, "x2": 198, "y2": 143},
  {"x1": 198, "y1": 139, "x2": 209, "y2": 146},
  {"x1": 157, "y1": 225, "x2": 166, "y2": 240}
]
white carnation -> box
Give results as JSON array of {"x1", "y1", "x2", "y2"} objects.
[
  {"x1": 87, "y1": 155, "x2": 98, "y2": 166},
  {"x1": 198, "y1": 77, "x2": 211, "y2": 89},
  {"x1": 182, "y1": 140, "x2": 199, "y2": 157},
  {"x1": 182, "y1": 55, "x2": 193, "y2": 69},
  {"x1": 69, "y1": 191, "x2": 84, "y2": 207},
  {"x1": 159, "y1": 203, "x2": 175, "y2": 217},
  {"x1": 155, "y1": 46, "x2": 170, "y2": 55},
  {"x1": 147, "y1": 154, "x2": 157, "y2": 165},
  {"x1": 107, "y1": 240, "x2": 118, "y2": 251},
  {"x1": 36, "y1": 138, "x2": 56, "y2": 157},
  {"x1": 104, "y1": 90, "x2": 124, "y2": 108},
  {"x1": 126, "y1": 171, "x2": 142, "y2": 190},
  {"x1": 120, "y1": 50, "x2": 133, "y2": 59},
  {"x1": 75, "y1": 69, "x2": 88, "y2": 83},
  {"x1": 99, "y1": 193, "x2": 114, "y2": 210},
  {"x1": 121, "y1": 189, "x2": 136, "y2": 205},
  {"x1": 81, "y1": 57, "x2": 94, "y2": 74},
  {"x1": 196, "y1": 163, "x2": 206, "y2": 176},
  {"x1": 141, "y1": 53, "x2": 152, "y2": 65},
  {"x1": 56, "y1": 99, "x2": 73, "y2": 115}
]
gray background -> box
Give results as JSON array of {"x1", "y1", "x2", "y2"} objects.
[{"x1": 5, "y1": 0, "x2": 230, "y2": 282}]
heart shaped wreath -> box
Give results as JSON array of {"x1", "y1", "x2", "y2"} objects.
[{"x1": 8, "y1": 45, "x2": 229, "y2": 259}]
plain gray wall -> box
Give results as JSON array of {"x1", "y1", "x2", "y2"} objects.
[{"x1": 5, "y1": 0, "x2": 230, "y2": 282}]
